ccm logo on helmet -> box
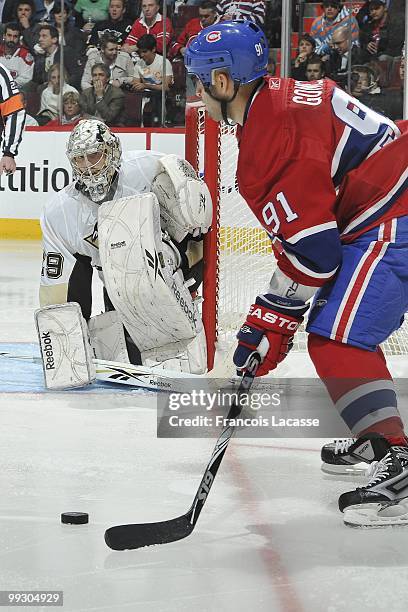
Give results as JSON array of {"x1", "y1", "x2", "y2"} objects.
[{"x1": 206, "y1": 30, "x2": 221, "y2": 43}]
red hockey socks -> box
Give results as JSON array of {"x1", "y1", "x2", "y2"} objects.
[{"x1": 308, "y1": 333, "x2": 407, "y2": 446}]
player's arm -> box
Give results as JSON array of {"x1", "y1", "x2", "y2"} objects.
[
  {"x1": 234, "y1": 158, "x2": 342, "y2": 376},
  {"x1": 0, "y1": 65, "x2": 26, "y2": 174},
  {"x1": 39, "y1": 199, "x2": 93, "y2": 319},
  {"x1": 261, "y1": 157, "x2": 342, "y2": 289}
]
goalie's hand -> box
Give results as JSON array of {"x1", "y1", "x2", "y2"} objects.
[{"x1": 233, "y1": 294, "x2": 308, "y2": 377}]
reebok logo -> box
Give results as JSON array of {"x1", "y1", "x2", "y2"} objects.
[
  {"x1": 171, "y1": 281, "x2": 197, "y2": 327},
  {"x1": 240, "y1": 325, "x2": 252, "y2": 334},
  {"x1": 110, "y1": 240, "x2": 126, "y2": 249},
  {"x1": 41, "y1": 331, "x2": 55, "y2": 370}
]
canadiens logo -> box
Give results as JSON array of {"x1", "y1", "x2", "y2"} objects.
[
  {"x1": 268, "y1": 78, "x2": 281, "y2": 90},
  {"x1": 206, "y1": 30, "x2": 221, "y2": 43}
]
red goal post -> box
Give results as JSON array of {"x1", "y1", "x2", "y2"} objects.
[{"x1": 185, "y1": 103, "x2": 280, "y2": 370}]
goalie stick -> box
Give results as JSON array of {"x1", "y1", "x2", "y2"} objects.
[
  {"x1": 0, "y1": 352, "x2": 200, "y2": 392},
  {"x1": 104, "y1": 352, "x2": 261, "y2": 550}
]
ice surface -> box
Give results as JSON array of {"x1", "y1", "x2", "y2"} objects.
[{"x1": 2, "y1": 241, "x2": 408, "y2": 612}]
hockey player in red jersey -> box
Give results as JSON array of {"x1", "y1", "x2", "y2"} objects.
[{"x1": 185, "y1": 20, "x2": 408, "y2": 527}]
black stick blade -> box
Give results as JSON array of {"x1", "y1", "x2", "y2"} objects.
[{"x1": 104, "y1": 513, "x2": 194, "y2": 550}]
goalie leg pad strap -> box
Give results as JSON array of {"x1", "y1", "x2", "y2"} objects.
[
  {"x1": 141, "y1": 328, "x2": 207, "y2": 374},
  {"x1": 88, "y1": 310, "x2": 130, "y2": 363},
  {"x1": 35, "y1": 302, "x2": 95, "y2": 389},
  {"x1": 98, "y1": 193, "x2": 203, "y2": 353}
]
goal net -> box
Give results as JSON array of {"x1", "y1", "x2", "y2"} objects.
[{"x1": 185, "y1": 104, "x2": 408, "y2": 370}]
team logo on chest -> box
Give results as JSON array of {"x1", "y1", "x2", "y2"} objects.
[{"x1": 84, "y1": 223, "x2": 99, "y2": 249}]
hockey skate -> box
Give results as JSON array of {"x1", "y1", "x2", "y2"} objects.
[
  {"x1": 339, "y1": 438, "x2": 408, "y2": 527},
  {"x1": 321, "y1": 433, "x2": 389, "y2": 476}
]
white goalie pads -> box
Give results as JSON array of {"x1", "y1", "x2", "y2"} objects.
[
  {"x1": 98, "y1": 193, "x2": 207, "y2": 373},
  {"x1": 35, "y1": 302, "x2": 95, "y2": 390},
  {"x1": 151, "y1": 154, "x2": 213, "y2": 242}
]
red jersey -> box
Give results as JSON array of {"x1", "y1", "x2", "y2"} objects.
[
  {"x1": 125, "y1": 14, "x2": 173, "y2": 55},
  {"x1": 237, "y1": 77, "x2": 408, "y2": 287}
]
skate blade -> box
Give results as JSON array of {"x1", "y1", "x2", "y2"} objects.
[
  {"x1": 344, "y1": 500, "x2": 408, "y2": 528},
  {"x1": 321, "y1": 462, "x2": 370, "y2": 477}
]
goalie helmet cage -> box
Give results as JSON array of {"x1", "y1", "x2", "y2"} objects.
[{"x1": 184, "y1": 103, "x2": 408, "y2": 371}]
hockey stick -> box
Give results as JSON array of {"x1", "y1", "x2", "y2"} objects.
[
  {"x1": 0, "y1": 352, "x2": 202, "y2": 392},
  {"x1": 104, "y1": 352, "x2": 261, "y2": 550}
]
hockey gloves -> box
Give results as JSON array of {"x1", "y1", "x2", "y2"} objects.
[{"x1": 233, "y1": 294, "x2": 309, "y2": 377}]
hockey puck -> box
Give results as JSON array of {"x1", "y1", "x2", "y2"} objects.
[{"x1": 61, "y1": 512, "x2": 89, "y2": 525}]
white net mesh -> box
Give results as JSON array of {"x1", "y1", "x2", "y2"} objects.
[{"x1": 194, "y1": 106, "x2": 408, "y2": 356}]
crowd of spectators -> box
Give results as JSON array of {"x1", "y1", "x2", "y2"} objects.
[{"x1": 0, "y1": 0, "x2": 405, "y2": 127}]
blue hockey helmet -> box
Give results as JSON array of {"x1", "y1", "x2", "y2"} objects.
[{"x1": 185, "y1": 20, "x2": 269, "y2": 88}]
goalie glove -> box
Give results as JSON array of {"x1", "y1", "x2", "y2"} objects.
[
  {"x1": 233, "y1": 294, "x2": 309, "y2": 377},
  {"x1": 151, "y1": 154, "x2": 212, "y2": 242}
]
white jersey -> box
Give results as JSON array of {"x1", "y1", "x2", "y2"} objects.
[{"x1": 40, "y1": 150, "x2": 163, "y2": 303}]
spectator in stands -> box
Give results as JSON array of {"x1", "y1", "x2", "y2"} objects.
[
  {"x1": 81, "y1": 32, "x2": 134, "y2": 90},
  {"x1": 80, "y1": 61, "x2": 124, "y2": 124},
  {"x1": 355, "y1": 0, "x2": 370, "y2": 27},
  {"x1": 0, "y1": 22, "x2": 34, "y2": 90},
  {"x1": 20, "y1": 90, "x2": 39, "y2": 125},
  {"x1": 15, "y1": 0, "x2": 37, "y2": 53},
  {"x1": 2, "y1": 0, "x2": 22, "y2": 24},
  {"x1": 125, "y1": 0, "x2": 142, "y2": 22},
  {"x1": 88, "y1": 0, "x2": 133, "y2": 48},
  {"x1": 132, "y1": 33, "x2": 172, "y2": 125},
  {"x1": 305, "y1": 55, "x2": 326, "y2": 80},
  {"x1": 32, "y1": 23, "x2": 82, "y2": 90},
  {"x1": 46, "y1": 90, "x2": 86, "y2": 125},
  {"x1": 34, "y1": 0, "x2": 60, "y2": 23},
  {"x1": 170, "y1": 0, "x2": 219, "y2": 59},
  {"x1": 325, "y1": 25, "x2": 362, "y2": 89},
  {"x1": 262, "y1": 0, "x2": 281, "y2": 48},
  {"x1": 73, "y1": 0, "x2": 110, "y2": 31},
  {"x1": 359, "y1": 0, "x2": 404, "y2": 64},
  {"x1": 351, "y1": 63, "x2": 402, "y2": 120},
  {"x1": 51, "y1": 3, "x2": 87, "y2": 58},
  {"x1": 291, "y1": 33, "x2": 317, "y2": 80},
  {"x1": 310, "y1": 1, "x2": 359, "y2": 57},
  {"x1": 122, "y1": 0, "x2": 173, "y2": 57},
  {"x1": 36, "y1": 63, "x2": 78, "y2": 124},
  {"x1": 216, "y1": 0, "x2": 265, "y2": 26}
]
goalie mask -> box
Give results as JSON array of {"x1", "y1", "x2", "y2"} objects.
[{"x1": 67, "y1": 119, "x2": 122, "y2": 202}]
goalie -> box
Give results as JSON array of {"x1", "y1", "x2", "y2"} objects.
[{"x1": 37, "y1": 118, "x2": 212, "y2": 389}]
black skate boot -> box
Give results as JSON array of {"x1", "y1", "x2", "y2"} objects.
[
  {"x1": 321, "y1": 433, "x2": 390, "y2": 476},
  {"x1": 339, "y1": 440, "x2": 408, "y2": 527}
]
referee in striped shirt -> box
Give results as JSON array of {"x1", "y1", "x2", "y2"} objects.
[{"x1": 0, "y1": 62, "x2": 26, "y2": 176}]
